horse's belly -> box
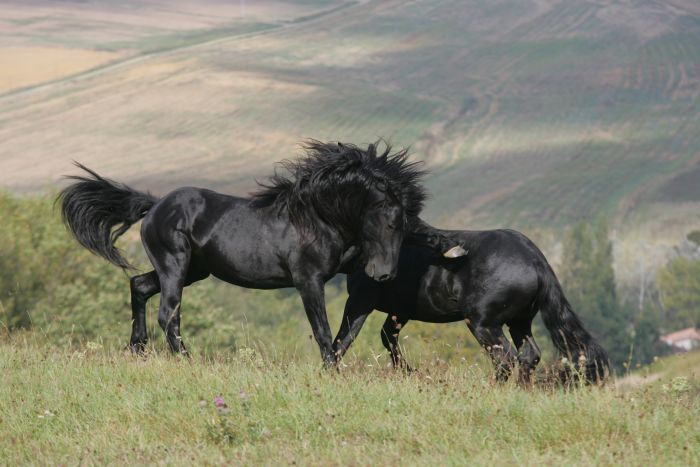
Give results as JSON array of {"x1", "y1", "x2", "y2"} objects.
[
  {"x1": 409, "y1": 296, "x2": 464, "y2": 323},
  {"x1": 197, "y1": 246, "x2": 293, "y2": 290},
  {"x1": 210, "y1": 270, "x2": 292, "y2": 289}
]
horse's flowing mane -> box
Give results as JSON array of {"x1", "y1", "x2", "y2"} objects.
[{"x1": 251, "y1": 140, "x2": 426, "y2": 236}]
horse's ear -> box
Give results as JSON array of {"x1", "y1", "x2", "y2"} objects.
[{"x1": 367, "y1": 143, "x2": 376, "y2": 157}]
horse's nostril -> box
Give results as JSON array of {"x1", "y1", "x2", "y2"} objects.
[{"x1": 377, "y1": 273, "x2": 391, "y2": 281}]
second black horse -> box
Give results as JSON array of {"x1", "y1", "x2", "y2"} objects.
[
  {"x1": 58, "y1": 141, "x2": 431, "y2": 365},
  {"x1": 333, "y1": 226, "x2": 610, "y2": 383}
]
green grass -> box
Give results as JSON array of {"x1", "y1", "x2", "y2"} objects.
[
  {"x1": 1, "y1": 336, "x2": 699, "y2": 465},
  {"x1": 633, "y1": 348, "x2": 700, "y2": 382}
]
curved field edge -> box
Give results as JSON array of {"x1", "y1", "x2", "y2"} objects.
[{"x1": 1, "y1": 337, "x2": 698, "y2": 465}]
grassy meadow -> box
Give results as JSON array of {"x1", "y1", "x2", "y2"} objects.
[{"x1": 1, "y1": 334, "x2": 699, "y2": 466}]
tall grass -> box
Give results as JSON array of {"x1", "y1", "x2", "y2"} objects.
[{"x1": 1, "y1": 334, "x2": 698, "y2": 465}]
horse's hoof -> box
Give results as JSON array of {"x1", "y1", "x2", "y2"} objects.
[
  {"x1": 128, "y1": 342, "x2": 147, "y2": 355},
  {"x1": 443, "y1": 245, "x2": 468, "y2": 258},
  {"x1": 321, "y1": 355, "x2": 338, "y2": 371}
]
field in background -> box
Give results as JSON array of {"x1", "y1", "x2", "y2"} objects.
[
  {"x1": 0, "y1": 1, "x2": 329, "y2": 54},
  {"x1": 1, "y1": 0, "x2": 700, "y2": 286},
  {"x1": 0, "y1": 0, "x2": 323, "y2": 92},
  {"x1": 1, "y1": 337, "x2": 698, "y2": 465},
  {"x1": 0, "y1": 47, "x2": 122, "y2": 93}
]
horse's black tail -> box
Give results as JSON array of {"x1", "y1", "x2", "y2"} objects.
[
  {"x1": 536, "y1": 263, "x2": 610, "y2": 383},
  {"x1": 57, "y1": 162, "x2": 158, "y2": 270}
]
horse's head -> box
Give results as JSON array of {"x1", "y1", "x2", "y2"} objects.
[
  {"x1": 360, "y1": 181, "x2": 405, "y2": 282},
  {"x1": 250, "y1": 139, "x2": 427, "y2": 283}
]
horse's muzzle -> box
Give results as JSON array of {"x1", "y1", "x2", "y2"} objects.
[
  {"x1": 365, "y1": 262, "x2": 395, "y2": 282},
  {"x1": 375, "y1": 272, "x2": 392, "y2": 282}
]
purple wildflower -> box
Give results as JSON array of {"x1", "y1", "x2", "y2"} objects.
[{"x1": 214, "y1": 396, "x2": 227, "y2": 408}]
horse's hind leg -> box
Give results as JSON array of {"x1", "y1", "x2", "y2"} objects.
[
  {"x1": 508, "y1": 319, "x2": 541, "y2": 385},
  {"x1": 129, "y1": 271, "x2": 160, "y2": 353},
  {"x1": 158, "y1": 263, "x2": 210, "y2": 356},
  {"x1": 380, "y1": 314, "x2": 409, "y2": 368},
  {"x1": 146, "y1": 232, "x2": 206, "y2": 355},
  {"x1": 468, "y1": 323, "x2": 518, "y2": 382}
]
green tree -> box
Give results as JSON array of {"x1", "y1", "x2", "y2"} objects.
[
  {"x1": 657, "y1": 257, "x2": 700, "y2": 328},
  {"x1": 559, "y1": 219, "x2": 631, "y2": 369},
  {"x1": 629, "y1": 301, "x2": 668, "y2": 365},
  {"x1": 687, "y1": 230, "x2": 700, "y2": 246}
]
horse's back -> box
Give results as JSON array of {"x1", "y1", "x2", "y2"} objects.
[
  {"x1": 452, "y1": 229, "x2": 544, "y2": 323},
  {"x1": 398, "y1": 229, "x2": 542, "y2": 324},
  {"x1": 140, "y1": 187, "x2": 297, "y2": 287},
  {"x1": 142, "y1": 187, "x2": 248, "y2": 243}
]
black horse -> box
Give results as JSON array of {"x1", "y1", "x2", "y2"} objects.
[
  {"x1": 58, "y1": 141, "x2": 434, "y2": 365},
  {"x1": 333, "y1": 226, "x2": 610, "y2": 383}
]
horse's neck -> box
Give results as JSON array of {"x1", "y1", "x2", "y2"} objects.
[
  {"x1": 309, "y1": 205, "x2": 360, "y2": 250},
  {"x1": 261, "y1": 198, "x2": 361, "y2": 265}
]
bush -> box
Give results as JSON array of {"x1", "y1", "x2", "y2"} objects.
[{"x1": 0, "y1": 192, "x2": 231, "y2": 351}]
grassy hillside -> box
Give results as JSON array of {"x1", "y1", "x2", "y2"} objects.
[
  {"x1": 620, "y1": 346, "x2": 700, "y2": 386},
  {"x1": 1, "y1": 336, "x2": 698, "y2": 465},
  {"x1": 1, "y1": 0, "x2": 699, "y2": 238}
]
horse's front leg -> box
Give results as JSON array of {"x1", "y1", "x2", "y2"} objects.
[
  {"x1": 296, "y1": 276, "x2": 336, "y2": 367},
  {"x1": 333, "y1": 295, "x2": 373, "y2": 361},
  {"x1": 333, "y1": 273, "x2": 381, "y2": 361}
]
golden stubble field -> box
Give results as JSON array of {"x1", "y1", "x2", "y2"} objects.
[
  {"x1": 0, "y1": 0, "x2": 308, "y2": 94},
  {"x1": 0, "y1": 0, "x2": 346, "y2": 98},
  {"x1": 0, "y1": 47, "x2": 122, "y2": 94}
]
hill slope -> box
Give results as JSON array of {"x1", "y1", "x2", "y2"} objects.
[
  {"x1": 1, "y1": 0, "x2": 699, "y2": 234},
  {"x1": 1, "y1": 337, "x2": 698, "y2": 465}
]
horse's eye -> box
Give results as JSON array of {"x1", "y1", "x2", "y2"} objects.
[{"x1": 387, "y1": 218, "x2": 403, "y2": 230}]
